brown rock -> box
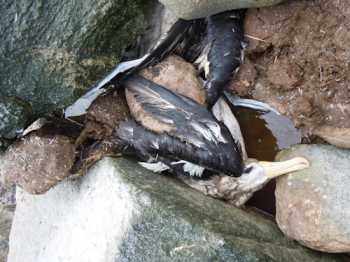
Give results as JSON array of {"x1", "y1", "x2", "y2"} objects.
[
  {"x1": 275, "y1": 145, "x2": 350, "y2": 253},
  {"x1": 0, "y1": 134, "x2": 75, "y2": 194},
  {"x1": 140, "y1": 55, "x2": 206, "y2": 105}
]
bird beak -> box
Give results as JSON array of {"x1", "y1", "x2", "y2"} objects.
[{"x1": 258, "y1": 157, "x2": 310, "y2": 179}]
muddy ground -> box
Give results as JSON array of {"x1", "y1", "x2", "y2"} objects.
[{"x1": 230, "y1": 0, "x2": 350, "y2": 138}]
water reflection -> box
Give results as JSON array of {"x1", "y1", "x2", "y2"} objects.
[{"x1": 232, "y1": 107, "x2": 301, "y2": 215}]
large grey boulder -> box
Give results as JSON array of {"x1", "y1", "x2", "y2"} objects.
[
  {"x1": 0, "y1": 153, "x2": 16, "y2": 261},
  {"x1": 0, "y1": 0, "x2": 149, "y2": 139},
  {"x1": 0, "y1": 205, "x2": 15, "y2": 262},
  {"x1": 8, "y1": 158, "x2": 344, "y2": 262},
  {"x1": 276, "y1": 145, "x2": 350, "y2": 253},
  {"x1": 158, "y1": 0, "x2": 287, "y2": 19}
]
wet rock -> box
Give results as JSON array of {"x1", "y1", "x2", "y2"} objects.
[
  {"x1": 230, "y1": 0, "x2": 350, "y2": 138},
  {"x1": 158, "y1": 0, "x2": 287, "y2": 19},
  {"x1": 140, "y1": 55, "x2": 206, "y2": 104},
  {"x1": 275, "y1": 145, "x2": 350, "y2": 253},
  {"x1": 7, "y1": 158, "x2": 345, "y2": 262},
  {"x1": 0, "y1": 134, "x2": 75, "y2": 194},
  {"x1": 0, "y1": 0, "x2": 150, "y2": 138}
]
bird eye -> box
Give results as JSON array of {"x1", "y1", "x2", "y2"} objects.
[{"x1": 243, "y1": 165, "x2": 253, "y2": 174}]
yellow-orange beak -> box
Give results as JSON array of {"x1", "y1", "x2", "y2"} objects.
[{"x1": 258, "y1": 157, "x2": 310, "y2": 179}]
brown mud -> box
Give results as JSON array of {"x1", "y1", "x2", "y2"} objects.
[{"x1": 230, "y1": 0, "x2": 350, "y2": 138}]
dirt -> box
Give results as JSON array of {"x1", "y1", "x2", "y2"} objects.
[
  {"x1": 230, "y1": 0, "x2": 350, "y2": 138},
  {"x1": 75, "y1": 89, "x2": 130, "y2": 146},
  {"x1": 1, "y1": 134, "x2": 76, "y2": 194}
]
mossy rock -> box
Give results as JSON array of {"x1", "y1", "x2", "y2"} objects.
[{"x1": 0, "y1": 0, "x2": 150, "y2": 138}]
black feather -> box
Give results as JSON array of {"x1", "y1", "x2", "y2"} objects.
[{"x1": 205, "y1": 10, "x2": 245, "y2": 108}]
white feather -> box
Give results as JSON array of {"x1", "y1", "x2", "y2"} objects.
[
  {"x1": 133, "y1": 85, "x2": 176, "y2": 110},
  {"x1": 138, "y1": 162, "x2": 170, "y2": 173},
  {"x1": 190, "y1": 121, "x2": 227, "y2": 144},
  {"x1": 151, "y1": 141, "x2": 159, "y2": 150},
  {"x1": 195, "y1": 44, "x2": 211, "y2": 78},
  {"x1": 204, "y1": 121, "x2": 228, "y2": 144},
  {"x1": 172, "y1": 160, "x2": 205, "y2": 177},
  {"x1": 212, "y1": 98, "x2": 247, "y2": 159}
]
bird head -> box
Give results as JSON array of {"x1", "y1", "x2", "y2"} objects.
[{"x1": 219, "y1": 157, "x2": 310, "y2": 207}]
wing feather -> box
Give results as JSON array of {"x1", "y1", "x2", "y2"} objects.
[{"x1": 123, "y1": 75, "x2": 230, "y2": 148}]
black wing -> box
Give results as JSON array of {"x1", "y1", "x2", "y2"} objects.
[
  {"x1": 115, "y1": 120, "x2": 243, "y2": 177},
  {"x1": 204, "y1": 10, "x2": 245, "y2": 108},
  {"x1": 120, "y1": 75, "x2": 243, "y2": 177}
]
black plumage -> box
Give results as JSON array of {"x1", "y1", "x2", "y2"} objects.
[
  {"x1": 65, "y1": 9, "x2": 246, "y2": 178},
  {"x1": 115, "y1": 75, "x2": 243, "y2": 177},
  {"x1": 204, "y1": 10, "x2": 245, "y2": 107}
]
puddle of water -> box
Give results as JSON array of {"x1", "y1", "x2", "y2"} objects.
[{"x1": 232, "y1": 107, "x2": 301, "y2": 215}]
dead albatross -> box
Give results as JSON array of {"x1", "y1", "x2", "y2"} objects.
[
  {"x1": 110, "y1": 74, "x2": 309, "y2": 206},
  {"x1": 63, "y1": 10, "x2": 309, "y2": 206}
]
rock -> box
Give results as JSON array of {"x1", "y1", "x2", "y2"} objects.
[
  {"x1": 0, "y1": 97, "x2": 32, "y2": 139},
  {"x1": 0, "y1": 182, "x2": 16, "y2": 208},
  {"x1": 141, "y1": 2, "x2": 178, "y2": 53},
  {"x1": 140, "y1": 55, "x2": 206, "y2": 104},
  {"x1": 275, "y1": 145, "x2": 350, "y2": 253},
  {"x1": 229, "y1": 0, "x2": 350, "y2": 137},
  {"x1": 0, "y1": 205, "x2": 15, "y2": 262},
  {"x1": 0, "y1": 134, "x2": 75, "y2": 194},
  {"x1": 0, "y1": 153, "x2": 16, "y2": 261},
  {"x1": 158, "y1": 0, "x2": 287, "y2": 19},
  {"x1": 7, "y1": 158, "x2": 345, "y2": 262},
  {"x1": 314, "y1": 126, "x2": 350, "y2": 149},
  {"x1": 0, "y1": 139, "x2": 11, "y2": 153},
  {"x1": 0, "y1": 0, "x2": 150, "y2": 139}
]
